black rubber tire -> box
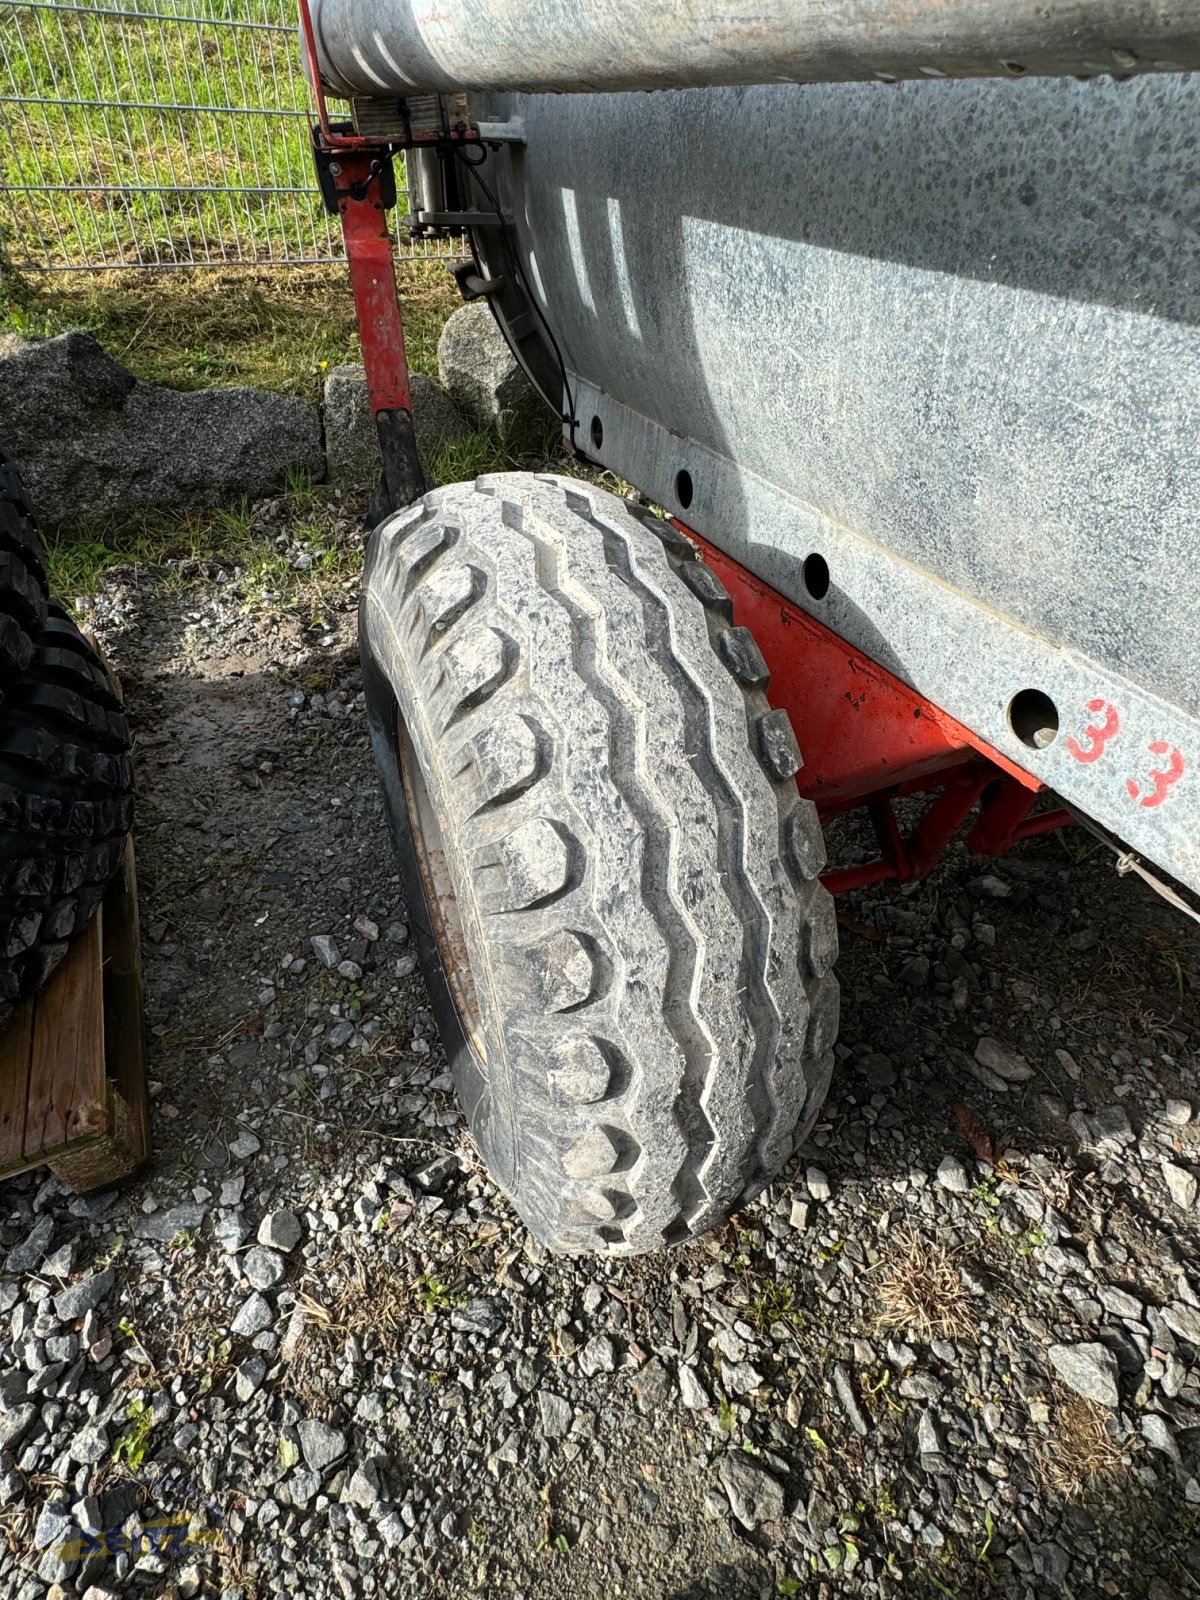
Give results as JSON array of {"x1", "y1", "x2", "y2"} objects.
[
  {"x1": 0, "y1": 605, "x2": 135, "y2": 1033},
  {"x1": 360, "y1": 473, "x2": 839, "y2": 1255},
  {"x1": 0, "y1": 450, "x2": 51, "y2": 700}
]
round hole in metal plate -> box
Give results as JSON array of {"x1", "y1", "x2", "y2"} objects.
[
  {"x1": 590, "y1": 414, "x2": 603, "y2": 450},
  {"x1": 675, "y1": 469, "x2": 693, "y2": 510},
  {"x1": 1008, "y1": 688, "x2": 1059, "y2": 749},
  {"x1": 803, "y1": 552, "x2": 830, "y2": 600}
]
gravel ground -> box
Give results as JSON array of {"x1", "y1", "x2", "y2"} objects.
[{"x1": 2, "y1": 497, "x2": 1200, "y2": 1600}]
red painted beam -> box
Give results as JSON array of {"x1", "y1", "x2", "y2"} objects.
[
  {"x1": 685, "y1": 527, "x2": 1037, "y2": 809},
  {"x1": 337, "y1": 155, "x2": 414, "y2": 418}
]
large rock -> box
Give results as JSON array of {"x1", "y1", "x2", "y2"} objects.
[
  {"x1": 437, "y1": 303, "x2": 546, "y2": 446},
  {"x1": 0, "y1": 332, "x2": 324, "y2": 528},
  {"x1": 323, "y1": 365, "x2": 469, "y2": 491},
  {"x1": 716, "y1": 1453, "x2": 786, "y2": 1530},
  {"x1": 1048, "y1": 1341, "x2": 1121, "y2": 1408}
]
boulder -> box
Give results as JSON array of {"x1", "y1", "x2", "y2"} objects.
[
  {"x1": 323, "y1": 364, "x2": 469, "y2": 491},
  {"x1": 437, "y1": 303, "x2": 546, "y2": 447},
  {"x1": 0, "y1": 332, "x2": 324, "y2": 529}
]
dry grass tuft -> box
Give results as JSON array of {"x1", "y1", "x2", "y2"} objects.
[
  {"x1": 282, "y1": 1236, "x2": 429, "y2": 1415},
  {"x1": 874, "y1": 1230, "x2": 977, "y2": 1341},
  {"x1": 1034, "y1": 1391, "x2": 1130, "y2": 1501}
]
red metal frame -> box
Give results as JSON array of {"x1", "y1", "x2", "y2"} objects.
[
  {"x1": 299, "y1": 0, "x2": 478, "y2": 507},
  {"x1": 299, "y1": 0, "x2": 432, "y2": 506},
  {"x1": 683, "y1": 526, "x2": 1072, "y2": 891}
]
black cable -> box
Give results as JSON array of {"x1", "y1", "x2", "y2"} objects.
[{"x1": 451, "y1": 144, "x2": 579, "y2": 447}]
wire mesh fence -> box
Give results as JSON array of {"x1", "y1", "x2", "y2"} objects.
[{"x1": 0, "y1": 0, "x2": 451, "y2": 271}]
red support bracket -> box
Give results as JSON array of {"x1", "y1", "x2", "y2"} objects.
[
  {"x1": 298, "y1": 0, "x2": 433, "y2": 512},
  {"x1": 679, "y1": 524, "x2": 1075, "y2": 892},
  {"x1": 966, "y1": 777, "x2": 1074, "y2": 856},
  {"x1": 299, "y1": 0, "x2": 493, "y2": 512},
  {"x1": 327, "y1": 149, "x2": 428, "y2": 509},
  {"x1": 314, "y1": 147, "x2": 428, "y2": 510},
  {"x1": 822, "y1": 765, "x2": 995, "y2": 894}
]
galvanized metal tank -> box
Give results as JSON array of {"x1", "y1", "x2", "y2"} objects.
[
  {"x1": 308, "y1": 0, "x2": 1200, "y2": 93},
  {"x1": 464, "y1": 74, "x2": 1200, "y2": 894}
]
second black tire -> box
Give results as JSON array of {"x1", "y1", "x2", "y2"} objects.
[
  {"x1": 0, "y1": 606, "x2": 135, "y2": 1032},
  {"x1": 1, "y1": 450, "x2": 50, "y2": 699},
  {"x1": 361, "y1": 473, "x2": 839, "y2": 1255}
]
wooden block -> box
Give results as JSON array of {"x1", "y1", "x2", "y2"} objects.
[
  {"x1": 50, "y1": 1082, "x2": 145, "y2": 1193},
  {"x1": 0, "y1": 837, "x2": 149, "y2": 1194},
  {"x1": 24, "y1": 911, "x2": 107, "y2": 1162},
  {"x1": 0, "y1": 1001, "x2": 34, "y2": 1175}
]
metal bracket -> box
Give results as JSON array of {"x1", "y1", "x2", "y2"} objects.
[
  {"x1": 351, "y1": 91, "x2": 473, "y2": 144},
  {"x1": 298, "y1": 0, "x2": 476, "y2": 153},
  {"x1": 450, "y1": 261, "x2": 505, "y2": 301},
  {"x1": 311, "y1": 127, "x2": 396, "y2": 216},
  {"x1": 683, "y1": 525, "x2": 1075, "y2": 893},
  {"x1": 310, "y1": 140, "x2": 431, "y2": 512},
  {"x1": 409, "y1": 210, "x2": 504, "y2": 230},
  {"x1": 475, "y1": 118, "x2": 527, "y2": 145}
]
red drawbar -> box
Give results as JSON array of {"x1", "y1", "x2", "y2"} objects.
[
  {"x1": 680, "y1": 526, "x2": 1072, "y2": 890},
  {"x1": 336, "y1": 154, "x2": 414, "y2": 419}
]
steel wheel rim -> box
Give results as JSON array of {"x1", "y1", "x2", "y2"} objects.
[{"x1": 396, "y1": 712, "x2": 487, "y2": 1063}]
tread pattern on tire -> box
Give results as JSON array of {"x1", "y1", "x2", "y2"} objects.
[
  {"x1": 0, "y1": 604, "x2": 134, "y2": 1030},
  {"x1": 362, "y1": 473, "x2": 838, "y2": 1254},
  {"x1": 0, "y1": 451, "x2": 50, "y2": 698}
]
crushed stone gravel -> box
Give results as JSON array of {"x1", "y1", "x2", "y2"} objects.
[{"x1": 0, "y1": 515, "x2": 1198, "y2": 1600}]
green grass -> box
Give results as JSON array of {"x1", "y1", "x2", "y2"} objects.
[
  {"x1": 112, "y1": 1396, "x2": 156, "y2": 1471},
  {"x1": 0, "y1": 0, "x2": 470, "y2": 276},
  {"x1": 2, "y1": 261, "x2": 460, "y2": 399},
  {"x1": 0, "y1": 0, "x2": 345, "y2": 269},
  {"x1": 38, "y1": 407, "x2": 563, "y2": 600},
  {"x1": 36, "y1": 410, "x2": 542, "y2": 605},
  {"x1": 39, "y1": 482, "x2": 362, "y2": 610}
]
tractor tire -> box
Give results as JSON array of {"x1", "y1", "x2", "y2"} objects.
[
  {"x1": 1, "y1": 450, "x2": 50, "y2": 700},
  {"x1": 0, "y1": 605, "x2": 135, "y2": 1033},
  {"x1": 360, "y1": 473, "x2": 839, "y2": 1255}
]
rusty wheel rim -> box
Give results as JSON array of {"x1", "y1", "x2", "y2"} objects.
[{"x1": 396, "y1": 712, "x2": 487, "y2": 1064}]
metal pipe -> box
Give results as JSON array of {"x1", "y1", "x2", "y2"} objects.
[{"x1": 307, "y1": 0, "x2": 1200, "y2": 97}]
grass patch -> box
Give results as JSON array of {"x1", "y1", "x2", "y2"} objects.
[
  {"x1": 112, "y1": 1395, "x2": 157, "y2": 1471},
  {"x1": 41, "y1": 483, "x2": 362, "y2": 618},
  {"x1": 2, "y1": 262, "x2": 460, "y2": 399},
  {"x1": 283, "y1": 1234, "x2": 467, "y2": 1415},
  {"x1": 874, "y1": 1231, "x2": 976, "y2": 1342},
  {"x1": 40, "y1": 414, "x2": 570, "y2": 606},
  {"x1": 1033, "y1": 1391, "x2": 1129, "y2": 1501}
]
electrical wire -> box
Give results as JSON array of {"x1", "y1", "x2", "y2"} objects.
[
  {"x1": 451, "y1": 143, "x2": 580, "y2": 447},
  {"x1": 1059, "y1": 800, "x2": 1200, "y2": 926}
]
